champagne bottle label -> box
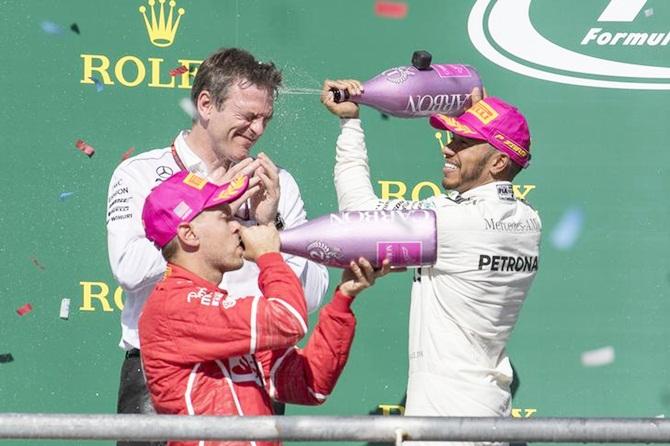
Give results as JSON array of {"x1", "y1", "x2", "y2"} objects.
[
  {"x1": 377, "y1": 241, "x2": 423, "y2": 265},
  {"x1": 431, "y1": 64, "x2": 473, "y2": 78}
]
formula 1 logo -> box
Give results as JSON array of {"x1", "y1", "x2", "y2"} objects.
[{"x1": 468, "y1": 0, "x2": 670, "y2": 89}]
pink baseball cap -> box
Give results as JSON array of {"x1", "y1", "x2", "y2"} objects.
[
  {"x1": 142, "y1": 171, "x2": 250, "y2": 248},
  {"x1": 429, "y1": 97, "x2": 531, "y2": 168}
]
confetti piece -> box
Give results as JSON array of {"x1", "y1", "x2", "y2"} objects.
[
  {"x1": 16, "y1": 303, "x2": 33, "y2": 317},
  {"x1": 59, "y1": 192, "x2": 75, "y2": 202},
  {"x1": 169, "y1": 65, "x2": 189, "y2": 77},
  {"x1": 40, "y1": 20, "x2": 64, "y2": 35},
  {"x1": 70, "y1": 23, "x2": 80, "y2": 34},
  {"x1": 0, "y1": 353, "x2": 13, "y2": 364},
  {"x1": 59, "y1": 298, "x2": 71, "y2": 320},
  {"x1": 581, "y1": 346, "x2": 615, "y2": 367},
  {"x1": 91, "y1": 77, "x2": 104, "y2": 92},
  {"x1": 644, "y1": 8, "x2": 654, "y2": 17},
  {"x1": 374, "y1": 1, "x2": 408, "y2": 19},
  {"x1": 550, "y1": 207, "x2": 584, "y2": 250},
  {"x1": 75, "y1": 139, "x2": 95, "y2": 157},
  {"x1": 121, "y1": 147, "x2": 136, "y2": 162},
  {"x1": 179, "y1": 97, "x2": 196, "y2": 119},
  {"x1": 30, "y1": 256, "x2": 45, "y2": 271}
]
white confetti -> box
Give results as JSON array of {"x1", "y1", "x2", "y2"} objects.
[
  {"x1": 581, "y1": 346, "x2": 615, "y2": 367},
  {"x1": 59, "y1": 298, "x2": 71, "y2": 320},
  {"x1": 179, "y1": 97, "x2": 196, "y2": 119},
  {"x1": 551, "y1": 207, "x2": 584, "y2": 250},
  {"x1": 40, "y1": 21, "x2": 64, "y2": 35},
  {"x1": 644, "y1": 8, "x2": 654, "y2": 17}
]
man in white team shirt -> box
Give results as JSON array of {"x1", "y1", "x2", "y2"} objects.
[
  {"x1": 106, "y1": 48, "x2": 328, "y2": 446},
  {"x1": 322, "y1": 80, "x2": 541, "y2": 445}
]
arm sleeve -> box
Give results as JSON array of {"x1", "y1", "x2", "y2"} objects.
[
  {"x1": 167, "y1": 253, "x2": 309, "y2": 363},
  {"x1": 278, "y1": 169, "x2": 329, "y2": 313},
  {"x1": 106, "y1": 166, "x2": 166, "y2": 291},
  {"x1": 334, "y1": 119, "x2": 426, "y2": 212},
  {"x1": 256, "y1": 290, "x2": 356, "y2": 405}
]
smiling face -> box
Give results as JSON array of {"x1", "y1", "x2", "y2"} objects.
[
  {"x1": 205, "y1": 82, "x2": 274, "y2": 162},
  {"x1": 441, "y1": 134, "x2": 498, "y2": 193}
]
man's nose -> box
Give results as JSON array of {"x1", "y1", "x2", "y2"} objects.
[
  {"x1": 442, "y1": 144, "x2": 456, "y2": 157},
  {"x1": 250, "y1": 119, "x2": 266, "y2": 138}
]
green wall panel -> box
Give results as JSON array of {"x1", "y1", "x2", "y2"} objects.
[{"x1": 1, "y1": 1, "x2": 669, "y2": 445}]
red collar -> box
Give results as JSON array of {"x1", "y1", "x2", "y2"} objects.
[{"x1": 165, "y1": 263, "x2": 228, "y2": 295}]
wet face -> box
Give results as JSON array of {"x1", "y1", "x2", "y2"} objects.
[
  {"x1": 441, "y1": 134, "x2": 496, "y2": 193},
  {"x1": 191, "y1": 204, "x2": 244, "y2": 272},
  {"x1": 206, "y1": 82, "x2": 274, "y2": 162}
]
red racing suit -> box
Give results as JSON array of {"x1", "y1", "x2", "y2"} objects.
[{"x1": 139, "y1": 253, "x2": 356, "y2": 446}]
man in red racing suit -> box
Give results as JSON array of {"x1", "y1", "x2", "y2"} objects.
[{"x1": 138, "y1": 170, "x2": 389, "y2": 446}]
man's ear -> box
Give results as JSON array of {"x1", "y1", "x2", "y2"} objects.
[
  {"x1": 196, "y1": 90, "x2": 214, "y2": 122},
  {"x1": 490, "y1": 153, "x2": 511, "y2": 177},
  {"x1": 176, "y1": 222, "x2": 199, "y2": 251}
]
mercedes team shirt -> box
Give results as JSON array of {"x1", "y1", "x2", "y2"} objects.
[{"x1": 333, "y1": 119, "x2": 541, "y2": 434}]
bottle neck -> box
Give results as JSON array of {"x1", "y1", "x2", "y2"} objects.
[{"x1": 330, "y1": 88, "x2": 350, "y2": 104}]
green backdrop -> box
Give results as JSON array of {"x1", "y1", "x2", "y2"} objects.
[{"x1": 1, "y1": 1, "x2": 669, "y2": 445}]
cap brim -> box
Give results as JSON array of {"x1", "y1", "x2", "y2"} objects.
[
  {"x1": 429, "y1": 114, "x2": 484, "y2": 140},
  {"x1": 204, "y1": 175, "x2": 250, "y2": 208}
]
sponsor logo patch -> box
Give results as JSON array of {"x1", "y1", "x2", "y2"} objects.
[
  {"x1": 496, "y1": 184, "x2": 515, "y2": 201},
  {"x1": 466, "y1": 100, "x2": 499, "y2": 124},
  {"x1": 173, "y1": 201, "x2": 193, "y2": 219},
  {"x1": 183, "y1": 173, "x2": 207, "y2": 190},
  {"x1": 216, "y1": 175, "x2": 247, "y2": 201},
  {"x1": 478, "y1": 254, "x2": 539, "y2": 272}
]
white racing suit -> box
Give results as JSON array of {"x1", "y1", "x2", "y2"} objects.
[{"x1": 334, "y1": 119, "x2": 542, "y2": 446}]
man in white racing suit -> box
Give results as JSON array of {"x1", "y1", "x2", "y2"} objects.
[
  {"x1": 106, "y1": 48, "x2": 328, "y2": 446},
  {"x1": 322, "y1": 80, "x2": 541, "y2": 445}
]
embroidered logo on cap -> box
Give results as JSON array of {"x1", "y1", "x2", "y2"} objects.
[
  {"x1": 440, "y1": 116, "x2": 478, "y2": 136},
  {"x1": 467, "y1": 101, "x2": 499, "y2": 124},
  {"x1": 183, "y1": 173, "x2": 207, "y2": 190},
  {"x1": 216, "y1": 175, "x2": 247, "y2": 201},
  {"x1": 173, "y1": 201, "x2": 193, "y2": 219},
  {"x1": 493, "y1": 131, "x2": 529, "y2": 159}
]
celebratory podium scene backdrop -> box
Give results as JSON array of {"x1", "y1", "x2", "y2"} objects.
[{"x1": 1, "y1": 0, "x2": 669, "y2": 445}]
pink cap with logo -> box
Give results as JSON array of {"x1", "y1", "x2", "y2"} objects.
[
  {"x1": 429, "y1": 97, "x2": 532, "y2": 168},
  {"x1": 142, "y1": 171, "x2": 250, "y2": 248}
]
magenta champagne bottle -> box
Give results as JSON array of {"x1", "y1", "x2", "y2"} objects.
[
  {"x1": 279, "y1": 209, "x2": 437, "y2": 268},
  {"x1": 331, "y1": 50, "x2": 483, "y2": 118}
]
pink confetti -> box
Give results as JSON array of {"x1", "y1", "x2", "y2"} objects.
[
  {"x1": 16, "y1": 304, "x2": 33, "y2": 316},
  {"x1": 169, "y1": 66, "x2": 189, "y2": 77},
  {"x1": 374, "y1": 0, "x2": 408, "y2": 19},
  {"x1": 75, "y1": 139, "x2": 95, "y2": 158},
  {"x1": 121, "y1": 147, "x2": 135, "y2": 162}
]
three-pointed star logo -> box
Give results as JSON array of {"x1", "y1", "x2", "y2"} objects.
[{"x1": 155, "y1": 165, "x2": 174, "y2": 181}]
